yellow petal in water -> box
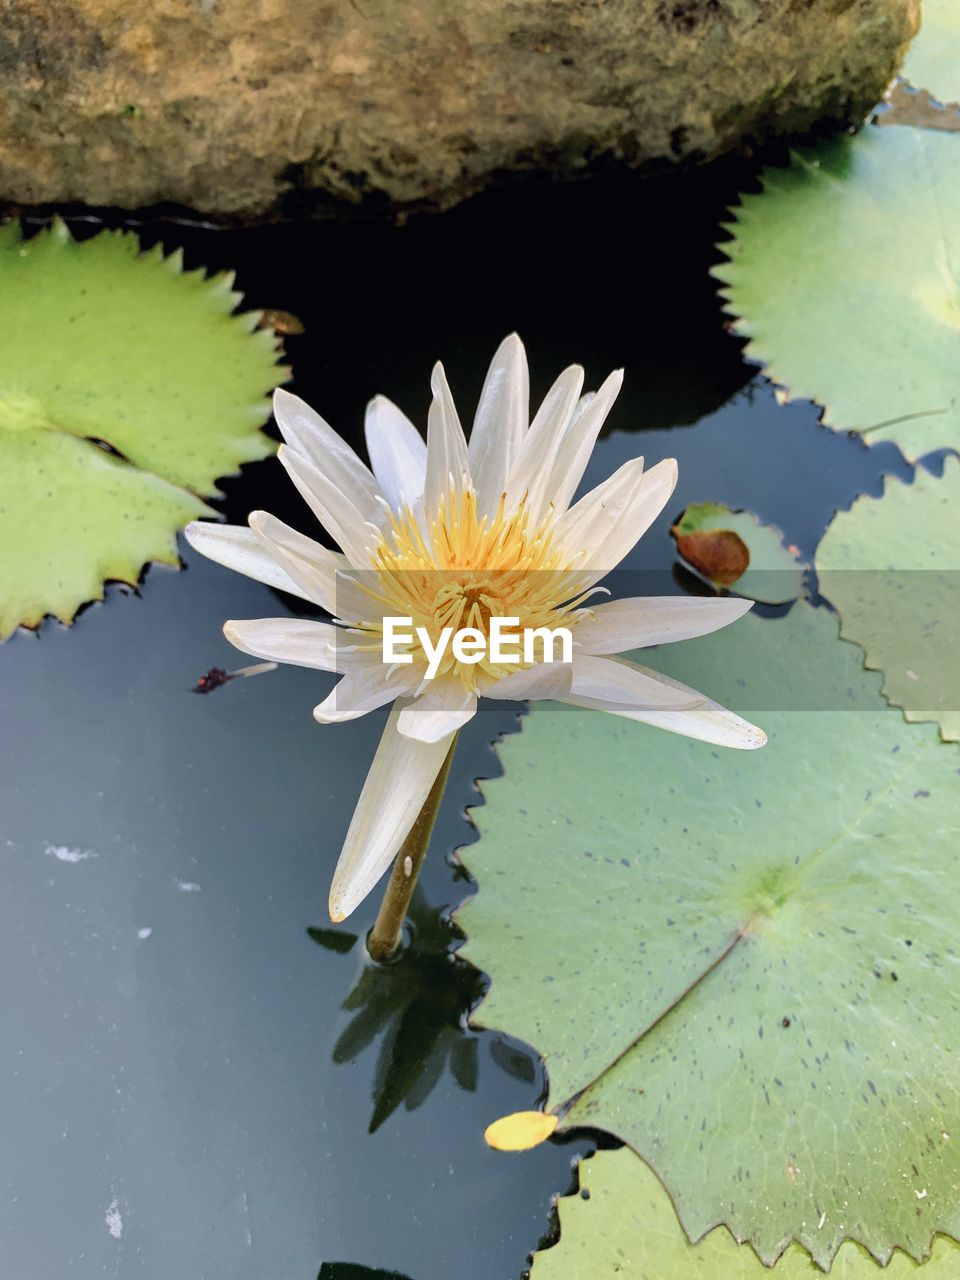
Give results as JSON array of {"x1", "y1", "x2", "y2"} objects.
[{"x1": 483, "y1": 1110, "x2": 558, "y2": 1151}]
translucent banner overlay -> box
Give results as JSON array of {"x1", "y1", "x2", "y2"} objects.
[{"x1": 326, "y1": 568, "x2": 959, "y2": 714}]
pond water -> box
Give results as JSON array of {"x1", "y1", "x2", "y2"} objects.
[{"x1": 0, "y1": 162, "x2": 912, "y2": 1278}]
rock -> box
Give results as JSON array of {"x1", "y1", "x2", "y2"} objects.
[{"x1": 0, "y1": 0, "x2": 918, "y2": 216}]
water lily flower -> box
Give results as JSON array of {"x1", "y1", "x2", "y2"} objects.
[{"x1": 186, "y1": 335, "x2": 765, "y2": 923}]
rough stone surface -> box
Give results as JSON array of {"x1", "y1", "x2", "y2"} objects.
[{"x1": 0, "y1": 0, "x2": 919, "y2": 215}]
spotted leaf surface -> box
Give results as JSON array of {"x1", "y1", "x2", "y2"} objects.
[
  {"x1": 459, "y1": 604, "x2": 960, "y2": 1267},
  {"x1": 901, "y1": 0, "x2": 960, "y2": 107},
  {"x1": 532, "y1": 1148, "x2": 960, "y2": 1279}
]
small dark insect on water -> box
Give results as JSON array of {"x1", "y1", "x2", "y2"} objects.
[
  {"x1": 192, "y1": 662, "x2": 277, "y2": 694},
  {"x1": 193, "y1": 667, "x2": 233, "y2": 694}
]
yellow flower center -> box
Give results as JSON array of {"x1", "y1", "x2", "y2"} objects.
[{"x1": 350, "y1": 486, "x2": 585, "y2": 687}]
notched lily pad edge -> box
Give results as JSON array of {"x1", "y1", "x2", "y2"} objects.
[
  {"x1": 30, "y1": 216, "x2": 293, "y2": 469},
  {"x1": 711, "y1": 181, "x2": 863, "y2": 449},
  {"x1": 831, "y1": 621, "x2": 960, "y2": 745},
  {"x1": 532, "y1": 1148, "x2": 960, "y2": 1276},
  {"x1": 0, "y1": 215, "x2": 290, "y2": 639},
  {"x1": 12, "y1": 549, "x2": 202, "y2": 637},
  {"x1": 709, "y1": 131, "x2": 956, "y2": 461},
  {"x1": 815, "y1": 460, "x2": 960, "y2": 744}
]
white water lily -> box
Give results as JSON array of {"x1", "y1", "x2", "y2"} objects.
[{"x1": 186, "y1": 335, "x2": 765, "y2": 923}]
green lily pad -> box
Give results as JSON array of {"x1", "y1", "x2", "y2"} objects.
[
  {"x1": 531, "y1": 1148, "x2": 960, "y2": 1278},
  {"x1": 901, "y1": 0, "x2": 960, "y2": 107},
  {"x1": 0, "y1": 219, "x2": 283, "y2": 637},
  {"x1": 458, "y1": 603, "x2": 960, "y2": 1268},
  {"x1": 713, "y1": 126, "x2": 960, "y2": 462},
  {"x1": 817, "y1": 456, "x2": 960, "y2": 742},
  {"x1": 671, "y1": 502, "x2": 804, "y2": 604}
]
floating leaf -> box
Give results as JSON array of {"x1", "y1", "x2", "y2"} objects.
[
  {"x1": 0, "y1": 219, "x2": 283, "y2": 637},
  {"x1": 900, "y1": 0, "x2": 960, "y2": 107},
  {"x1": 817, "y1": 457, "x2": 960, "y2": 742},
  {"x1": 714, "y1": 126, "x2": 960, "y2": 462},
  {"x1": 671, "y1": 502, "x2": 804, "y2": 603},
  {"x1": 459, "y1": 604, "x2": 960, "y2": 1268},
  {"x1": 674, "y1": 525, "x2": 748, "y2": 585},
  {"x1": 531, "y1": 1148, "x2": 960, "y2": 1278}
]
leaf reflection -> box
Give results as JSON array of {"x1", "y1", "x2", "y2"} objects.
[
  {"x1": 318, "y1": 1265, "x2": 414, "y2": 1280},
  {"x1": 310, "y1": 889, "x2": 536, "y2": 1133},
  {"x1": 325, "y1": 891, "x2": 481, "y2": 1132}
]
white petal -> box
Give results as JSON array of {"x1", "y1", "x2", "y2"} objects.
[
  {"x1": 364, "y1": 395, "x2": 427, "y2": 512},
  {"x1": 541, "y1": 369, "x2": 624, "y2": 517},
  {"x1": 561, "y1": 656, "x2": 766, "y2": 749},
  {"x1": 573, "y1": 596, "x2": 754, "y2": 655},
  {"x1": 504, "y1": 364, "x2": 584, "y2": 521},
  {"x1": 397, "y1": 679, "x2": 478, "y2": 743},
  {"x1": 468, "y1": 333, "x2": 530, "y2": 516},
  {"x1": 423, "y1": 362, "x2": 469, "y2": 512},
  {"x1": 566, "y1": 655, "x2": 704, "y2": 710},
  {"x1": 278, "y1": 444, "x2": 378, "y2": 567},
  {"x1": 247, "y1": 510, "x2": 348, "y2": 613},
  {"x1": 183, "y1": 521, "x2": 312, "y2": 602},
  {"x1": 273, "y1": 389, "x2": 381, "y2": 524},
  {"x1": 223, "y1": 617, "x2": 345, "y2": 672},
  {"x1": 328, "y1": 702, "x2": 455, "y2": 921},
  {"x1": 571, "y1": 391, "x2": 596, "y2": 423},
  {"x1": 482, "y1": 661, "x2": 574, "y2": 701},
  {"x1": 556, "y1": 457, "x2": 678, "y2": 581},
  {"x1": 562, "y1": 691, "x2": 767, "y2": 749},
  {"x1": 554, "y1": 456, "x2": 644, "y2": 559},
  {"x1": 313, "y1": 666, "x2": 410, "y2": 724}
]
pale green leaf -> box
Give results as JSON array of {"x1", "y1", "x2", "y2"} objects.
[
  {"x1": 817, "y1": 456, "x2": 960, "y2": 741},
  {"x1": 0, "y1": 220, "x2": 283, "y2": 636},
  {"x1": 532, "y1": 1148, "x2": 960, "y2": 1279},
  {"x1": 901, "y1": 0, "x2": 960, "y2": 107},
  {"x1": 713, "y1": 126, "x2": 960, "y2": 461},
  {"x1": 459, "y1": 603, "x2": 960, "y2": 1268}
]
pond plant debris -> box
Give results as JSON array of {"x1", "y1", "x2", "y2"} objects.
[
  {"x1": 670, "y1": 501, "x2": 805, "y2": 604},
  {"x1": 192, "y1": 661, "x2": 277, "y2": 694}
]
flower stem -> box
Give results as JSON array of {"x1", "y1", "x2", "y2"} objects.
[{"x1": 367, "y1": 734, "x2": 459, "y2": 962}]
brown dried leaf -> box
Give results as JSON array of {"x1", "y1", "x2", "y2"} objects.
[
  {"x1": 257, "y1": 308, "x2": 305, "y2": 335},
  {"x1": 673, "y1": 527, "x2": 749, "y2": 586}
]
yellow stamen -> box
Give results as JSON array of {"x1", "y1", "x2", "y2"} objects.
[{"x1": 352, "y1": 486, "x2": 585, "y2": 689}]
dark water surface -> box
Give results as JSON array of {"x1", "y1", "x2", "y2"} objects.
[{"x1": 1, "y1": 166, "x2": 911, "y2": 1277}]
